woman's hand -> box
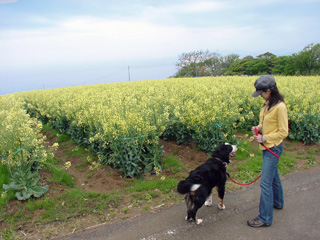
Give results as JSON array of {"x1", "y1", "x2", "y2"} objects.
[
  {"x1": 254, "y1": 134, "x2": 263, "y2": 143},
  {"x1": 252, "y1": 126, "x2": 259, "y2": 136}
]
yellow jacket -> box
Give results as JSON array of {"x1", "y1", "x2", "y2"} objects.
[{"x1": 257, "y1": 101, "x2": 289, "y2": 150}]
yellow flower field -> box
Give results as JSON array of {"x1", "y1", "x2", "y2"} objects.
[
  {"x1": 2, "y1": 76, "x2": 319, "y2": 176},
  {"x1": 0, "y1": 96, "x2": 50, "y2": 168}
]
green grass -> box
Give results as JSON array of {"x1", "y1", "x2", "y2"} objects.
[
  {"x1": 307, "y1": 148, "x2": 320, "y2": 155},
  {"x1": 45, "y1": 157, "x2": 75, "y2": 187},
  {"x1": 163, "y1": 156, "x2": 183, "y2": 173},
  {"x1": 234, "y1": 139, "x2": 254, "y2": 160},
  {"x1": 67, "y1": 146, "x2": 88, "y2": 158},
  {"x1": 41, "y1": 124, "x2": 51, "y2": 131},
  {"x1": 228, "y1": 138, "x2": 297, "y2": 183},
  {"x1": 56, "y1": 134, "x2": 71, "y2": 143},
  {"x1": 42, "y1": 125, "x2": 71, "y2": 141},
  {"x1": 1, "y1": 128, "x2": 318, "y2": 239},
  {"x1": 0, "y1": 164, "x2": 15, "y2": 211},
  {"x1": 2, "y1": 187, "x2": 123, "y2": 227},
  {"x1": 128, "y1": 177, "x2": 178, "y2": 194},
  {"x1": 0, "y1": 229, "x2": 14, "y2": 240},
  {"x1": 231, "y1": 155, "x2": 263, "y2": 183},
  {"x1": 42, "y1": 188, "x2": 123, "y2": 221},
  {"x1": 48, "y1": 166, "x2": 75, "y2": 187},
  {"x1": 278, "y1": 155, "x2": 296, "y2": 173},
  {"x1": 237, "y1": 157, "x2": 263, "y2": 173},
  {"x1": 144, "y1": 191, "x2": 159, "y2": 203},
  {"x1": 235, "y1": 150, "x2": 295, "y2": 179},
  {"x1": 25, "y1": 197, "x2": 55, "y2": 211},
  {"x1": 75, "y1": 158, "x2": 88, "y2": 172},
  {"x1": 306, "y1": 155, "x2": 317, "y2": 167}
]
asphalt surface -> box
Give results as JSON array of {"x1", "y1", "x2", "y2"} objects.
[{"x1": 57, "y1": 167, "x2": 320, "y2": 240}]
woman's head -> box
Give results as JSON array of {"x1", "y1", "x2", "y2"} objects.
[
  {"x1": 252, "y1": 75, "x2": 277, "y2": 97},
  {"x1": 252, "y1": 75, "x2": 284, "y2": 107}
]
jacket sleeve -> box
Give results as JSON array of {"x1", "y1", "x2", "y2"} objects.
[{"x1": 265, "y1": 103, "x2": 289, "y2": 142}]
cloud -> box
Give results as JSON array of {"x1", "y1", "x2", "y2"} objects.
[
  {"x1": 163, "y1": 1, "x2": 226, "y2": 13},
  {"x1": 0, "y1": 0, "x2": 18, "y2": 4},
  {"x1": 1, "y1": 0, "x2": 319, "y2": 71},
  {"x1": 0, "y1": 17, "x2": 189, "y2": 69},
  {"x1": 139, "y1": 1, "x2": 227, "y2": 22},
  {"x1": 0, "y1": 13, "x2": 312, "y2": 72}
]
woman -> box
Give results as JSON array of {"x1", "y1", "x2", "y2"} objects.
[{"x1": 248, "y1": 75, "x2": 289, "y2": 228}]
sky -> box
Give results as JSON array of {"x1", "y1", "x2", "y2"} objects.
[{"x1": 1, "y1": 0, "x2": 320, "y2": 95}]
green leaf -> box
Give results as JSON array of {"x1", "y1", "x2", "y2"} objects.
[
  {"x1": 28, "y1": 175, "x2": 41, "y2": 187},
  {"x1": 4, "y1": 165, "x2": 50, "y2": 200},
  {"x1": 144, "y1": 164, "x2": 153, "y2": 173},
  {"x1": 3, "y1": 182, "x2": 22, "y2": 191},
  {"x1": 31, "y1": 185, "x2": 49, "y2": 198},
  {"x1": 16, "y1": 190, "x2": 32, "y2": 201}
]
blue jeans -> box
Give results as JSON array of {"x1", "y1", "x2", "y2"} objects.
[{"x1": 257, "y1": 143, "x2": 284, "y2": 224}]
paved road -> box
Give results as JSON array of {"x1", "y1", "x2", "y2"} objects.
[{"x1": 57, "y1": 167, "x2": 320, "y2": 240}]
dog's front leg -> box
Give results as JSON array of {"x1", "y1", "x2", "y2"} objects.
[{"x1": 205, "y1": 194, "x2": 213, "y2": 206}]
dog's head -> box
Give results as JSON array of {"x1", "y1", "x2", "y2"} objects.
[{"x1": 212, "y1": 143, "x2": 237, "y2": 164}]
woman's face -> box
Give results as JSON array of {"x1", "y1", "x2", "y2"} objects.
[{"x1": 260, "y1": 89, "x2": 271, "y2": 100}]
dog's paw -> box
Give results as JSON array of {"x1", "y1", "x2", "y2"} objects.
[
  {"x1": 185, "y1": 216, "x2": 192, "y2": 222},
  {"x1": 196, "y1": 218, "x2": 203, "y2": 225},
  {"x1": 205, "y1": 194, "x2": 213, "y2": 206},
  {"x1": 218, "y1": 203, "x2": 226, "y2": 210}
]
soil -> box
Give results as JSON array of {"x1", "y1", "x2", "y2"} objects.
[
  {"x1": 1, "y1": 133, "x2": 319, "y2": 240},
  {"x1": 44, "y1": 132, "x2": 319, "y2": 195}
]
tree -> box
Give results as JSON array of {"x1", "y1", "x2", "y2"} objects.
[
  {"x1": 312, "y1": 43, "x2": 320, "y2": 74},
  {"x1": 293, "y1": 43, "x2": 320, "y2": 75},
  {"x1": 219, "y1": 54, "x2": 240, "y2": 74},
  {"x1": 224, "y1": 59, "x2": 250, "y2": 75},
  {"x1": 256, "y1": 52, "x2": 277, "y2": 60},
  {"x1": 174, "y1": 43, "x2": 320, "y2": 77},
  {"x1": 197, "y1": 53, "x2": 240, "y2": 76},
  {"x1": 242, "y1": 55, "x2": 255, "y2": 61},
  {"x1": 272, "y1": 56, "x2": 296, "y2": 75},
  {"x1": 246, "y1": 59, "x2": 270, "y2": 75},
  {"x1": 203, "y1": 52, "x2": 221, "y2": 76},
  {"x1": 176, "y1": 50, "x2": 211, "y2": 77}
]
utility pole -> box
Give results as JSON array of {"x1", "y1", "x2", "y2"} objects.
[{"x1": 128, "y1": 66, "x2": 131, "y2": 82}]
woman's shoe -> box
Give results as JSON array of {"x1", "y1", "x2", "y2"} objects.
[
  {"x1": 274, "y1": 205, "x2": 283, "y2": 210},
  {"x1": 247, "y1": 218, "x2": 271, "y2": 228}
]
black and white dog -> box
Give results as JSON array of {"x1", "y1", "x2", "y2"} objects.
[{"x1": 177, "y1": 143, "x2": 237, "y2": 224}]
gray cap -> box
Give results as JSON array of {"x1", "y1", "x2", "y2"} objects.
[{"x1": 252, "y1": 75, "x2": 277, "y2": 97}]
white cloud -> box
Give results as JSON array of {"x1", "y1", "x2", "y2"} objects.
[
  {"x1": 165, "y1": 1, "x2": 226, "y2": 13},
  {"x1": 0, "y1": 13, "x2": 312, "y2": 71},
  {"x1": 139, "y1": 1, "x2": 227, "y2": 22},
  {"x1": 1, "y1": 0, "x2": 319, "y2": 71},
  {"x1": 1, "y1": 16, "x2": 255, "y2": 68},
  {"x1": 0, "y1": 17, "x2": 189, "y2": 69},
  {"x1": 0, "y1": 0, "x2": 17, "y2": 4}
]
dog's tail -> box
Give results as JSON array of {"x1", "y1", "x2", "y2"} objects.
[{"x1": 177, "y1": 180, "x2": 201, "y2": 194}]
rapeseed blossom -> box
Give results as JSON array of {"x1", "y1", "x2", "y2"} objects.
[{"x1": 2, "y1": 76, "x2": 319, "y2": 175}]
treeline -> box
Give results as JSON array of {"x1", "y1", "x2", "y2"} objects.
[{"x1": 174, "y1": 43, "x2": 320, "y2": 77}]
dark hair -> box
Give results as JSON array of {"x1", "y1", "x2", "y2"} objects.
[{"x1": 268, "y1": 88, "x2": 284, "y2": 108}]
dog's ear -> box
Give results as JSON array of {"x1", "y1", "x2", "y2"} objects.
[
  {"x1": 218, "y1": 144, "x2": 232, "y2": 160},
  {"x1": 210, "y1": 144, "x2": 223, "y2": 157},
  {"x1": 210, "y1": 144, "x2": 231, "y2": 159},
  {"x1": 209, "y1": 145, "x2": 220, "y2": 157}
]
